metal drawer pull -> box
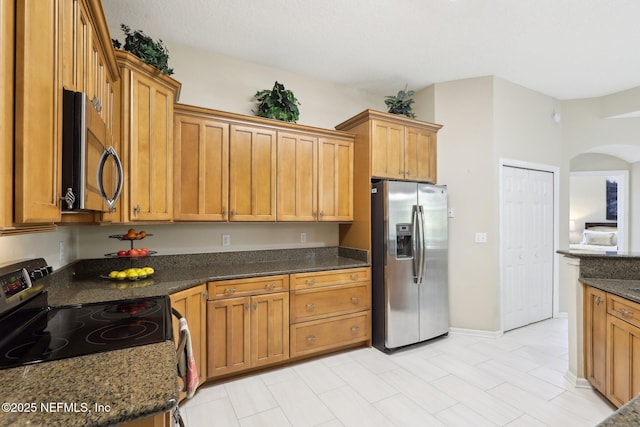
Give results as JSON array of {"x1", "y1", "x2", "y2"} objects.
[
  {"x1": 305, "y1": 303, "x2": 316, "y2": 310},
  {"x1": 305, "y1": 279, "x2": 316, "y2": 285},
  {"x1": 245, "y1": 303, "x2": 250, "y2": 311},
  {"x1": 350, "y1": 274, "x2": 359, "y2": 280},
  {"x1": 350, "y1": 296, "x2": 360, "y2": 304},
  {"x1": 619, "y1": 308, "x2": 634, "y2": 318},
  {"x1": 306, "y1": 336, "x2": 317, "y2": 343},
  {"x1": 595, "y1": 296, "x2": 602, "y2": 306},
  {"x1": 224, "y1": 288, "x2": 236, "y2": 295},
  {"x1": 265, "y1": 283, "x2": 276, "y2": 290},
  {"x1": 351, "y1": 326, "x2": 360, "y2": 333}
]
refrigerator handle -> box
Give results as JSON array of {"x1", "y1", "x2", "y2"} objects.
[
  {"x1": 411, "y1": 205, "x2": 419, "y2": 283},
  {"x1": 418, "y1": 205, "x2": 426, "y2": 284}
]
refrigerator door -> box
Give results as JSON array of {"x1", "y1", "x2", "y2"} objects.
[
  {"x1": 385, "y1": 180, "x2": 420, "y2": 349},
  {"x1": 417, "y1": 184, "x2": 449, "y2": 340}
]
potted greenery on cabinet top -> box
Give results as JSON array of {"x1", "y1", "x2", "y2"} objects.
[
  {"x1": 253, "y1": 81, "x2": 301, "y2": 123},
  {"x1": 112, "y1": 24, "x2": 174, "y2": 75},
  {"x1": 384, "y1": 85, "x2": 416, "y2": 118}
]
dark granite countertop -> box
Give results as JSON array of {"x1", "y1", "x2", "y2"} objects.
[
  {"x1": 46, "y1": 247, "x2": 369, "y2": 306},
  {"x1": 580, "y1": 278, "x2": 640, "y2": 305},
  {"x1": 0, "y1": 247, "x2": 369, "y2": 426},
  {"x1": 0, "y1": 341, "x2": 178, "y2": 427},
  {"x1": 598, "y1": 395, "x2": 640, "y2": 426}
]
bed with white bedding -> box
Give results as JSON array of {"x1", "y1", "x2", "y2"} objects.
[{"x1": 569, "y1": 222, "x2": 618, "y2": 252}]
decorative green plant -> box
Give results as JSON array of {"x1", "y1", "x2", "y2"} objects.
[
  {"x1": 384, "y1": 85, "x2": 416, "y2": 118},
  {"x1": 112, "y1": 24, "x2": 174, "y2": 75},
  {"x1": 253, "y1": 81, "x2": 301, "y2": 123}
]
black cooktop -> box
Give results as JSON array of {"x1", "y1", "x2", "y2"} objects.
[{"x1": 0, "y1": 292, "x2": 173, "y2": 370}]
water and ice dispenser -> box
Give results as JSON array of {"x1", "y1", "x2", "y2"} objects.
[{"x1": 396, "y1": 223, "x2": 413, "y2": 258}]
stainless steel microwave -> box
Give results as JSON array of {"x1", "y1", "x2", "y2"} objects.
[{"x1": 61, "y1": 89, "x2": 123, "y2": 213}]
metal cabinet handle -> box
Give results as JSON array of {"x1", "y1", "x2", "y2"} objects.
[
  {"x1": 350, "y1": 296, "x2": 360, "y2": 304},
  {"x1": 224, "y1": 288, "x2": 236, "y2": 295},
  {"x1": 350, "y1": 274, "x2": 359, "y2": 280},
  {"x1": 245, "y1": 303, "x2": 249, "y2": 311},
  {"x1": 595, "y1": 296, "x2": 602, "y2": 306},
  {"x1": 319, "y1": 211, "x2": 324, "y2": 217},
  {"x1": 305, "y1": 278, "x2": 316, "y2": 285},
  {"x1": 222, "y1": 208, "x2": 227, "y2": 216},
  {"x1": 265, "y1": 283, "x2": 276, "y2": 290},
  {"x1": 230, "y1": 209, "x2": 236, "y2": 217},
  {"x1": 351, "y1": 326, "x2": 360, "y2": 333},
  {"x1": 306, "y1": 336, "x2": 317, "y2": 343},
  {"x1": 305, "y1": 303, "x2": 316, "y2": 310},
  {"x1": 619, "y1": 308, "x2": 634, "y2": 318},
  {"x1": 253, "y1": 303, "x2": 258, "y2": 310},
  {"x1": 134, "y1": 204, "x2": 141, "y2": 215},
  {"x1": 406, "y1": 170, "x2": 411, "y2": 176}
]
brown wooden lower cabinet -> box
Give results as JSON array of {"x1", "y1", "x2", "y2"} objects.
[
  {"x1": 290, "y1": 311, "x2": 370, "y2": 358},
  {"x1": 584, "y1": 285, "x2": 640, "y2": 408},
  {"x1": 205, "y1": 268, "x2": 370, "y2": 380},
  {"x1": 206, "y1": 277, "x2": 289, "y2": 379},
  {"x1": 584, "y1": 285, "x2": 607, "y2": 394}
]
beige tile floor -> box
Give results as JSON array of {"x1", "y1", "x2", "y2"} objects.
[{"x1": 179, "y1": 318, "x2": 616, "y2": 426}]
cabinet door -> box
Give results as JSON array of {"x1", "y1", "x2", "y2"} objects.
[
  {"x1": 318, "y1": 137, "x2": 353, "y2": 221},
  {"x1": 207, "y1": 296, "x2": 251, "y2": 378},
  {"x1": 229, "y1": 125, "x2": 276, "y2": 221},
  {"x1": 251, "y1": 292, "x2": 289, "y2": 367},
  {"x1": 584, "y1": 286, "x2": 607, "y2": 394},
  {"x1": 276, "y1": 132, "x2": 317, "y2": 221},
  {"x1": 170, "y1": 284, "x2": 207, "y2": 396},
  {"x1": 606, "y1": 314, "x2": 640, "y2": 407},
  {"x1": 129, "y1": 72, "x2": 174, "y2": 221},
  {"x1": 174, "y1": 114, "x2": 229, "y2": 221},
  {"x1": 14, "y1": 0, "x2": 63, "y2": 223},
  {"x1": 371, "y1": 120, "x2": 404, "y2": 179},
  {"x1": 0, "y1": 0, "x2": 13, "y2": 228},
  {"x1": 405, "y1": 126, "x2": 436, "y2": 183}
]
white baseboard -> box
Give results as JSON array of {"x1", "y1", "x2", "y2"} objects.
[
  {"x1": 564, "y1": 370, "x2": 592, "y2": 389},
  {"x1": 449, "y1": 327, "x2": 503, "y2": 339}
]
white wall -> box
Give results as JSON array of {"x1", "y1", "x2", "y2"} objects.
[
  {"x1": 0, "y1": 227, "x2": 79, "y2": 270},
  {"x1": 422, "y1": 76, "x2": 565, "y2": 332},
  {"x1": 425, "y1": 76, "x2": 498, "y2": 331}
]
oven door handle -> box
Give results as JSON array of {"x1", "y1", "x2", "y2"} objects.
[{"x1": 171, "y1": 308, "x2": 187, "y2": 364}]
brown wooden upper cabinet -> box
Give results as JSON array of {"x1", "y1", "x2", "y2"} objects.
[
  {"x1": 229, "y1": 124, "x2": 277, "y2": 221},
  {"x1": 172, "y1": 105, "x2": 355, "y2": 223},
  {"x1": 317, "y1": 137, "x2": 354, "y2": 221},
  {"x1": 0, "y1": 0, "x2": 14, "y2": 230},
  {"x1": 174, "y1": 105, "x2": 229, "y2": 221},
  {"x1": 114, "y1": 51, "x2": 181, "y2": 222},
  {"x1": 276, "y1": 132, "x2": 318, "y2": 221},
  {"x1": 11, "y1": 0, "x2": 118, "y2": 228},
  {"x1": 336, "y1": 110, "x2": 442, "y2": 183}
]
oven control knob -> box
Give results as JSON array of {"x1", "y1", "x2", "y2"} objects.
[{"x1": 32, "y1": 269, "x2": 44, "y2": 279}]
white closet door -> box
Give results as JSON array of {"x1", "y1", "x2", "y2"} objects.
[{"x1": 503, "y1": 166, "x2": 553, "y2": 331}]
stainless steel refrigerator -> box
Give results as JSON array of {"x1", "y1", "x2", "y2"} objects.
[{"x1": 371, "y1": 180, "x2": 449, "y2": 352}]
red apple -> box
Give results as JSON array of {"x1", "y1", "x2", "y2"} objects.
[{"x1": 117, "y1": 250, "x2": 128, "y2": 257}]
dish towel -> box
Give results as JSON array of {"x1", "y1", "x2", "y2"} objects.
[{"x1": 177, "y1": 317, "x2": 199, "y2": 398}]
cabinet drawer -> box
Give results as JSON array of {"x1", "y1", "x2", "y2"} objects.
[
  {"x1": 208, "y1": 275, "x2": 289, "y2": 299},
  {"x1": 290, "y1": 283, "x2": 370, "y2": 323},
  {"x1": 290, "y1": 267, "x2": 370, "y2": 290},
  {"x1": 608, "y1": 293, "x2": 640, "y2": 329},
  {"x1": 290, "y1": 311, "x2": 370, "y2": 358}
]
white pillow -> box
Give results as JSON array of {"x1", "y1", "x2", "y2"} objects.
[{"x1": 583, "y1": 230, "x2": 616, "y2": 246}]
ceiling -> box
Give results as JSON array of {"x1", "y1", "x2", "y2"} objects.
[{"x1": 101, "y1": 0, "x2": 640, "y2": 100}]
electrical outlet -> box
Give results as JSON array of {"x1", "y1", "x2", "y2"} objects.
[
  {"x1": 447, "y1": 208, "x2": 455, "y2": 218},
  {"x1": 300, "y1": 232, "x2": 307, "y2": 243},
  {"x1": 222, "y1": 234, "x2": 230, "y2": 246},
  {"x1": 475, "y1": 232, "x2": 487, "y2": 243},
  {"x1": 59, "y1": 241, "x2": 65, "y2": 265}
]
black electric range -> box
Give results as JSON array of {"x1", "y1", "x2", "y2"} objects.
[{"x1": 0, "y1": 259, "x2": 173, "y2": 370}]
